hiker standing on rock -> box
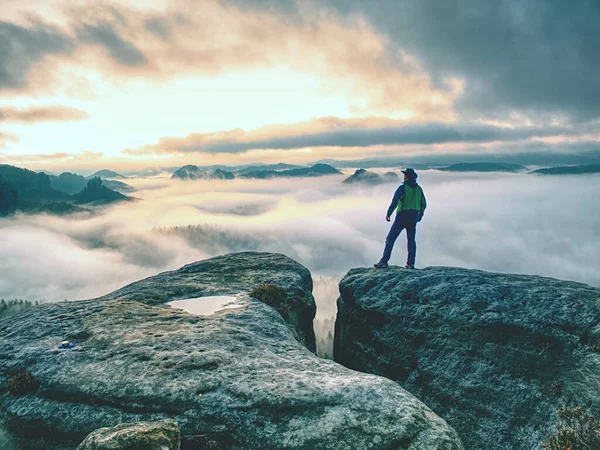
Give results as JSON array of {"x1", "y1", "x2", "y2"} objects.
[{"x1": 375, "y1": 168, "x2": 427, "y2": 269}]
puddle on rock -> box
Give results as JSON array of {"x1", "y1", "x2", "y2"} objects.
[{"x1": 168, "y1": 296, "x2": 245, "y2": 316}]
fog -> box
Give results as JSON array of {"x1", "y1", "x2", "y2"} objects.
[{"x1": 1, "y1": 171, "x2": 599, "y2": 308}]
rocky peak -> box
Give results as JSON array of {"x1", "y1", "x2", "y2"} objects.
[{"x1": 334, "y1": 265, "x2": 600, "y2": 449}]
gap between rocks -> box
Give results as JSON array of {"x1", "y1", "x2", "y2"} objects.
[{"x1": 312, "y1": 276, "x2": 341, "y2": 359}]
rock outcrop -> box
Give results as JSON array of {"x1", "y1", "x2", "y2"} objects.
[
  {"x1": 77, "y1": 419, "x2": 180, "y2": 450},
  {"x1": 334, "y1": 266, "x2": 600, "y2": 450},
  {"x1": 0, "y1": 253, "x2": 463, "y2": 450},
  {"x1": 170, "y1": 165, "x2": 235, "y2": 181},
  {"x1": 343, "y1": 168, "x2": 384, "y2": 185}
]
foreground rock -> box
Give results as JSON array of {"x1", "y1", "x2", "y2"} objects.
[
  {"x1": 334, "y1": 266, "x2": 600, "y2": 450},
  {"x1": 97, "y1": 252, "x2": 316, "y2": 351},
  {"x1": 0, "y1": 253, "x2": 463, "y2": 450},
  {"x1": 77, "y1": 419, "x2": 180, "y2": 450}
]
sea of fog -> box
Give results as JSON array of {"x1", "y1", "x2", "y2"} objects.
[{"x1": 1, "y1": 170, "x2": 599, "y2": 305}]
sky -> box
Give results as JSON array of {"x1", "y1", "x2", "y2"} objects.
[{"x1": 1, "y1": 0, "x2": 599, "y2": 172}]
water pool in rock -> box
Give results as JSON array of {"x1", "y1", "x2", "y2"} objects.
[{"x1": 168, "y1": 296, "x2": 244, "y2": 316}]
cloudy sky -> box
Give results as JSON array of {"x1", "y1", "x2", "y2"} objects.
[{"x1": 1, "y1": 0, "x2": 599, "y2": 171}]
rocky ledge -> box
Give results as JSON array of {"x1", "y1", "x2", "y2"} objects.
[
  {"x1": 77, "y1": 419, "x2": 180, "y2": 450},
  {"x1": 334, "y1": 266, "x2": 600, "y2": 450},
  {"x1": 0, "y1": 253, "x2": 463, "y2": 450}
]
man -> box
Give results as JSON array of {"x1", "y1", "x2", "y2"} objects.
[{"x1": 374, "y1": 168, "x2": 427, "y2": 269}]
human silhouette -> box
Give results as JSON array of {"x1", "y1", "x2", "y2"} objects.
[{"x1": 374, "y1": 168, "x2": 427, "y2": 269}]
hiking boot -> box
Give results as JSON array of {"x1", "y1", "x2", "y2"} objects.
[
  {"x1": 374, "y1": 262, "x2": 389, "y2": 269},
  {"x1": 404, "y1": 264, "x2": 415, "y2": 269}
]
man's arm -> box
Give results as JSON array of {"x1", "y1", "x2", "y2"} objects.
[
  {"x1": 418, "y1": 189, "x2": 427, "y2": 221},
  {"x1": 386, "y1": 185, "x2": 404, "y2": 219}
]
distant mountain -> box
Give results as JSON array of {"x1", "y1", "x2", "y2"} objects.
[
  {"x1": 236, "y1": 163, "x2": 304, "y2": 174},
  {"x1": 49, "y1": 172, "x2": 135, "y2": 195},
  {"x1": 343, "y1": 169, "x2": 384, "y2": 185},
  {"x1": 49, "y1": 172, "x2": 87, "y2": 194},
  {"x1": 73, "y1": 177, "x2": 132, "y2": 205},
  {"x1": 171, "y1": 165, "x2": 236, "y2": 180},
  {"x1": 171, "y1": 165, "x2": 207, "y2": 180},
  {"x1": 89, "y1": 169, "x2": 127, "y2": 179},
  {"x1": 283, "y1": 164, "x2": 341, "y2": 177},
  {"x1": 530, "y1": 165, "x2": 600, "y2": 175},
  {"x1": 343, "y1": 169, "x2": 400, "y2": 185},
  {"x1": 213, "y1": 169, "x2": 235, "y2": 180},
  {"x1": 383, "y1": 172, "x2": 400, "y2": 181},
  {"x1": 439, "y1": 162, "x2": 526, "y2": 173},
  {"x1": 103, "y1": 179, "x2": 136, "y2": 193},
  {"x1": 0, "y1": 165, "x2": 86, "y2": 216},
  {"x1": 0, "y1": 179, "x2": 17, "y2": 216},
  {"x1": 241, "y1": 164, "x2": 341, "y2": 179},
  {"x1": 0, "y1": 165, "x2": 70, "y2": 202}
]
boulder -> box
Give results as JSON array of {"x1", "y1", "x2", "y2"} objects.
[
  {"x1": 0, "y1": 253, "x2": 463, "y2": 450},
  {"x1": 334, "y1": 266, "x2": 600, "y2": 450},
  {"x1": 76, "y1": 419, "x2": 180, "y2": 450}
]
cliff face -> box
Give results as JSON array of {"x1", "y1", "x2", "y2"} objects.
[
  {"x1": 334, "y1": 266, "x2": 600, "y2": 450},
  {"x1": 0, "y1": 253, "x2": 463, "y2": 450}
]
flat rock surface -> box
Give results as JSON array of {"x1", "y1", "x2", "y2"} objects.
[
  {"x1": 0, "y1": 253, "x2": 463, "y2": 450},
  {"x1": 334, "y1": 266, "x2": 600, "y2": 450},
  {"x1": 95, "y1": 252, "x2": 317, "y2": 351},
  {"x1": 76, "y1": 418, "x2": 180, "y2": 450}
]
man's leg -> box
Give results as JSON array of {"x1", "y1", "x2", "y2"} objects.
[
  {"x1": 406, "y1": 222, "x2": 417, "y2": 267},
  {"x1": 380, "y1": 216, "x2": 405, "y2": 264}
]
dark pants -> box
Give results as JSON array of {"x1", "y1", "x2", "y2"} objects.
[{"x1": 380, "y1": 215, "x2": 417, "y2": 265}]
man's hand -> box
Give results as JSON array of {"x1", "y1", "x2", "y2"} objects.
[
  {"x1": 386, "y1": 216, "x2": 391, "y2": 222},
  {"x1": 418, "y1": 214, "x2": 423, "y2": 222}
]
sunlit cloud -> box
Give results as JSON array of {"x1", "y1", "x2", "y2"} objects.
[
  {"x1": 2, "y1": 150, "x2": 104, "y2": 165},
  {"x1": 1, "y1": 0, "x2": 458, "y2": 119},
  {"x1": 0, "y1": 105, "x2": 89, "y2": 124}
]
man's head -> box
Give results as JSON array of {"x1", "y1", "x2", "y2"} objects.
[{"x1": 401, "y1": 168, "x2": 418, "y2": 181}]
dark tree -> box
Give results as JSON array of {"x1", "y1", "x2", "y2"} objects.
[{"x1": 0, "y1": 179, "x2": 17, "y2": 216}]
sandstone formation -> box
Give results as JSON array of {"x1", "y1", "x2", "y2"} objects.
[
  {"x1": 0, "y1": 253, "x2": 463, "y2": 450},
  {"x1": 334, "y1": 266, "x2": 600, "y2": 449}
]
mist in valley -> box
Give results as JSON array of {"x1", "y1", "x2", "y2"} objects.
[{"x1": 1, "y1": 169, "x2": 599, "y2": 350}]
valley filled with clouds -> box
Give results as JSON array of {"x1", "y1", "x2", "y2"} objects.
[{"x1": 1, "y1": 170, "x2": 598, "y2": 303}]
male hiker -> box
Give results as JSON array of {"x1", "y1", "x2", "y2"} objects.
[{"x1": 374, "y1": 168, "x2": 426, "y2": 269}]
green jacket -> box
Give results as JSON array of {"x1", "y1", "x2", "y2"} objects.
[
  {"x1": 397, "y1": 184, "x2": 426, "y2": 214},
  {"x1": 387, "y1": 181, "x2": 427, "y2": 221}
]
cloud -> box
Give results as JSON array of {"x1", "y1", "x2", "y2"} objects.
[
  {"x1": 0, "y1": 19, "x2": 76, "y2": 91},
  {"x1": 2, "y1": 150, "x2": 104, "y2": 165},
  {"x1": 0, "y1": 1, "x2": 457, "y2": 119},
  {"x1": 0, "y1": 105, "x2": 89, "y2": 124},
  {"x1": 0, "y1": 130, "x2": 19, "y2": 148},
  {"x1": 124, "y1": 117, "x2": 573, "y2": 155},
  {"x1": 76, "y1": 21, "x2": 147, "y2": 67},
  {"x1": 1, "y1": 171, "x2": 599, "y2": 305},
  {"x1": 246, "y1": 0, "x2": 600, "y2": 121}
]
